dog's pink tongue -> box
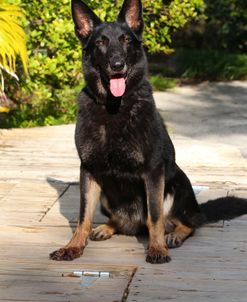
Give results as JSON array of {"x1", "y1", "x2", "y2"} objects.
[{"x1": 110, "y1": 78, "x2": 126, "y2": 97}]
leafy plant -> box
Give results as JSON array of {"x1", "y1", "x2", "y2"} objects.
[
  {"x1": 177, "y1": 50, "x2": 247, "y2": 80},
  {"x1": 0, "y1": 0, "x2": 27, "y2": 110},
  {"x1": 84, "y1": 0, "x2": 205, "y2": 53},
  {"x1": 2, "y1": 0, "x2": 82, "y2": 127},
  {"x1": 148, "y1": 50, "x2": 247, "y2": 81},
  {"x1": 173, "y1": 0, "x2": 247, "y2": 53},
  {"x1": 204, "y1": 0, "x2": 247, "y2": 52}
]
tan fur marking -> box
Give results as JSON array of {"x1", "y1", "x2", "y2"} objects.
[
  {"x1": 146, "y1": 215, "x2": 170, "y2": 263},
  {"x1": 172, "y1": 218, "x2": 194, "y2": 237},
  {"x1": 165, "y1": 218, "x2": 194, "y2": 248},
  {"x1": 50, "y1": 177, "x2": 101, "y2": 260},
  {"x1": 147, "y1": 216, "x2": 167, "y2": 249},
  {"x1": 163, "y1": 193, "x2": 174, "y2": 218},
  {"x1": 91, "y1": 221, "x2": 116, "y2": 241},
  {"x1": 65, "y1": 178, "x2": 101, "y2": 249},
  {"x1": 144, "y1": 168, "x2": 168, "y2": 252},
  {"x1": 99, "y1": 125, "x2": 106, "y2": 144},
  {"x1": 96, "y1": 78, "x2": 107, "y2": 97}
]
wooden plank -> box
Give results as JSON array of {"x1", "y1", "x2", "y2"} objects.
[
  {"x1": 41, "y1": 184, "x2": 107, "y2": 226},
  {"x1": 0, "y1": 125, "x2": 79, "y2": 182},
  {"x1": 197, "y1": 188, "x2": 228, "y2": 204},
  {"x1": 0, "y1": 183, "x2": 16, "y2": 200},
  {"x1": 0, "y1": 182, "x2": 68, "y2": 225},
  {"x1": 0, "y1": 265, "x2": 136, "y2": 302},
  {"x1": 0, "y1": 126, "x2": 247, "y2": 302},
  {"x1": 127, "y1": 216, "x2": 247, "y2": 301}
]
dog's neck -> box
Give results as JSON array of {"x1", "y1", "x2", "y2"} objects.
[{"x1": 83, "y1": 84, "x2": 125, "y2": 115}]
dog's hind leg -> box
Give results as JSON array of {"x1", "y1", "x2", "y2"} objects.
[
  {"x1": 165, "y1": 218, "x2": 194, "y2": 248},
  {"x1": 90, "y1": 221, "x2": 117, "y2": 241},
  {"x1": 164, "y1": 166, "x2": 200, "y2": 249},
  {"x1": 163, "y1": 196, "x2": 194, "y2": 249},
  {"x1": 90, "y1": 193, "x2": 117, "y2": 241},
  {"x1": 91, "y1": 193, "x2": 145, "y2": 240}
]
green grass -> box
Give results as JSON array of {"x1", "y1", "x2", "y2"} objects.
[{"x1": 149, "y1": 75, "x2": 178, "y2": 91}]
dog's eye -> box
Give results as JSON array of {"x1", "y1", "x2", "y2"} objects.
[{"x1": 119, "y1": 35, "x2": 132, "y2": 44}]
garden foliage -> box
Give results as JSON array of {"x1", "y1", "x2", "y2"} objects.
[
  {"x1": 0, "y1": 0, "x2": 27, "y2": 112},
  {"x1": 204, "y1": 0, "x2": 247, "y2": 52},
  {"x1": 3, "y1": 0, "x2": 247, "y2": 128},
  {"x1": 3, "y1": 0, "x2": 204, "y2": 127}
]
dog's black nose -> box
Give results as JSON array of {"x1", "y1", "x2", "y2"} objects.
[{"x1": 111, "y1": 60, "x2": 125, "y2": 72}]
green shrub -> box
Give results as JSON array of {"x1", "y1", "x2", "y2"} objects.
[
  {"x1": 204, "y1": 0, "x2": 247, "y2": 52},
  {"x1": 148, "y1": 50, "x2": 247, "y2": 81},
  {"x1": 172, "y1": 0, "x2": 247, "y2": 53},
  {"x1": 83, "y1": 0, "x2": 205, "y2": 53},
  {"x1": 177, "y1": 50, "x2": 247, "y2": 80},
  {"x1": 3, "y1": 0, "x2": 82, "y2": 127}
]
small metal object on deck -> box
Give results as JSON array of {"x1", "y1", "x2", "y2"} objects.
[
  {"x1": 192, "y1": 185, "x2": 209, "y2": 195},
  {"x1": 71, "y1": 270, "x2": 110, "y2": 288}
]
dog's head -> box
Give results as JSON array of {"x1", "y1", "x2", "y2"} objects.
[{"x1": 71, "y1": 0, "x2": 146, "y2": 101}]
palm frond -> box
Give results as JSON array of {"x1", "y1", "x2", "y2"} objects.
[{"x1": 0, "y1": 1, "x2": 28, "y2": 92}]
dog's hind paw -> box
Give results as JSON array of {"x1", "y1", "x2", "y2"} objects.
[
  {"x1": 90, "y1": 224, "x2": 115, "y2": 241},
  {"x1": 49, "y1": 247, "x2": 82, "y2": 261},
  {"x1": 146, "y1": 246, "x2": 171, "y2": 264},
  {"x1": 165, "y1": 233, "x2": 183, "y2": 249}
]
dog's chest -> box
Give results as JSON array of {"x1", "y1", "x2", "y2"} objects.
[{"x1": 76, "y1": 111, "x2": 147, "y2": 174}]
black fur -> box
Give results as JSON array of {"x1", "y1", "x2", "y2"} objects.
[
  {"x1": 50, "y1": 0, "x2": 247, "y2": 263},
  {"x1": 199, "y1": 196, "x2": 247, "y2": 225}
]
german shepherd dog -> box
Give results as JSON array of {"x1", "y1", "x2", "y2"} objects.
[{"x1": 50, "y1": 0, "x2": 247, "y2": 263}]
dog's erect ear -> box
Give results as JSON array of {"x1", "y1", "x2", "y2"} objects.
[
  {"x1": 71, "y1": 0, "x2": 102, "y2": 42},
  {"x1": 117, "y1": 0, "x2": 143, "y2": 36}
]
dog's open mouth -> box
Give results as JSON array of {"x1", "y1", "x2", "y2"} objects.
[{"x1": 109, "y1": 75, "x2": 126, "y2": 97}]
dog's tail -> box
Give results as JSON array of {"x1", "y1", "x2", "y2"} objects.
[{"x1": 198, "y1": 196, "x2": 247, "y2": 225}]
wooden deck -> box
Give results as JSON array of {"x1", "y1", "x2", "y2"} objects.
[{"x1": 0, "y1": 125, "x2": 246, "y2": 301}]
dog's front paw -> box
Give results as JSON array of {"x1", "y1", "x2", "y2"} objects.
[
  {"x1": 50, "y1": 247, "x2": 83, "y2": 261},
  {"x1": 146, "y1": 246, "x2": 171, "y2": 264}
]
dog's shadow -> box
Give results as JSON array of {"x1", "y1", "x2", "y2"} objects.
[
  {"x1": 46, "y1": 177, "x2": 148, "y2": 249},
  {"x1": 46, "y1": 177, "x2": 108, "y2": 230}
]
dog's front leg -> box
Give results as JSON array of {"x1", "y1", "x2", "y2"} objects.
[
  {"x1": 50, "y1": 169, "x2": 101, "y2": 261},
  {"x1": 143, "y1": 165, "x2": 171, "y2": 264}
]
